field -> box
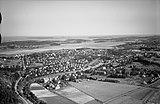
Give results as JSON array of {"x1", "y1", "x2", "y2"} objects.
[
  {"x1": 31, "y1": 83, "x2": 102, "y2": 104},
  {"x1": 104, "y1": 96, "x2": 143, "y2": 104},
  {"x1": 148, "y1": 90, "x2": 160, "y2": 103},
  {"x1": 69, "y1": 80, "x2": 141, "y2": 103},
  {"x1": 54, "y1": 86, "x2": 101, "y2": 104},
  {"x1": 30, "y1": 83, "x2": 76, "y2": 104}
]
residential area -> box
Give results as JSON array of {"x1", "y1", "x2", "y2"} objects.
[{"x1": 0, "y1": 35, "x2": 160, "y2": 104}]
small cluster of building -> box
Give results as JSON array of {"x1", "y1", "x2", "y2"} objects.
[{"x1": 37, "y1": 71, "x2": 85, "y2": 90}]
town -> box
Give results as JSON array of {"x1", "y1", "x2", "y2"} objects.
[{"x1": 0, "y1": 35, "x2": 160, "y2": 104}]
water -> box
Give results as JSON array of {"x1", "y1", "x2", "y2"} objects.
[
  {"x1": 2, "y1": 35, "x2": 127, "y2": 42},
  {"x1": 0, "y1": 41, "x2": 124, "y2": 55}
]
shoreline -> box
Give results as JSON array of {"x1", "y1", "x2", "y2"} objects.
[{"x1": 0, "y1": 41, "x2": 125, "y2": 55}]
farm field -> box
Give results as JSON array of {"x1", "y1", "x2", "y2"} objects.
[
  {"x1": 69, "y1": 80, "x2": 141, "y2": 103},
  {"x1": 148, "y1": 90, "x2": 160, "y2": 104},
  {"x1": 129, "y1": 87, "x2": 154, "y2": 100},
  {"x1": 30, "y1": 83, "x2": 76, "y2": 104},
  {"x1": 54, "y1": 86, "x2": 101, "y2": 104},
  {"x1": 104, "y1": 96, "x2": 143, "y2": 104}
]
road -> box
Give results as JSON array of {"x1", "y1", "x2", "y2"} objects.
[
  {"x1": 143, "y1": 79, "x2": 160, "y2": 103},
  {"x1": 15, "y1": 77, "x2": 29, "y2": 104},
  {"x1": 14, "y1": 55, "x2": 30, "y2": 104},
  {"x1": 103, "y1": 79, "x2": 160, "y2": 104},
  {"x1": 149, "y1": 78, "x2": 160, "y2": 88}
]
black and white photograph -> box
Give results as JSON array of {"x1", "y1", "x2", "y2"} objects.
[{"x1": 0, "y1": 0, "x2": 160, "y2": 104}]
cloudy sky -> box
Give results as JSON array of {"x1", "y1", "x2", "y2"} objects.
[{"x1": 0, "y1": 0, "x2": 160, "y2": 37}]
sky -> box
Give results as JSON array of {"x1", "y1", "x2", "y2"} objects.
[{"x1": 0, "y1": 0, "x2": 160, "y2": 37}]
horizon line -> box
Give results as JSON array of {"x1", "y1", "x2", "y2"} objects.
[{"x1": 2, "y1": 34, "x2": 160, "y2": 38}]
